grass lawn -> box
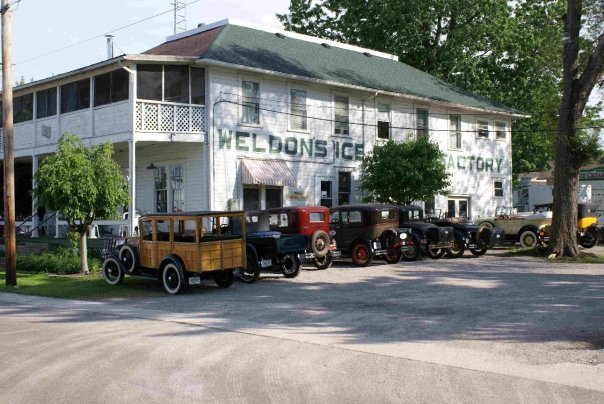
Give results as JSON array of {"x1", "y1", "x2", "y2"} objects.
[{"x1": 0, "y1": 271, "x2": 163, "y2": 300}]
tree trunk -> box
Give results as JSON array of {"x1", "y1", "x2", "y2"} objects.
[
  {"x1": 550, "y1": 135, "x2": 579, "y2": 256},
  {"x1": 79, "y1": 230, "x2": 89, "y2": 274}
]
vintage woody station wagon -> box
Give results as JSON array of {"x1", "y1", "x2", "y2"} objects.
[{"x1": 103, "y1": 211, "x2": 246, "y2": 294}]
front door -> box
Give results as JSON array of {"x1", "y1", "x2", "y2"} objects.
[{"x1": 446, "y1": 197, "x2": 470, "y2": 218}]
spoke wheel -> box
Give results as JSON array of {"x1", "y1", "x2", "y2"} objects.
[
  {"x1": 311, "y1": 231, "x2": 330, "y2": 257},
  {"x1": 119, "y1": 245, "x2": 139, "y2": 274},
  {"x1": 469, "y1": 246, "x2": 488, "y2": 256},
  {"x1": 102, "y1": 257, "x2": 124, "y2": 285},
  {"x1": 519, "y1": 230, "x2": 538, "y2": 250},
  {"x1": 281, "y1": 254, "x2": 301, "y2": 278},
  {"x1": 401, "y1": 235, "x2": 420, "y2": 261},
  {"x1": 351, "y1": 242, "x2": 372, "y2": 267},
  {"x1": 446, "y1": 232, "x2": 466, "y2": 258},
  {"x1": 579, "y1": 226, "x2": 599, "y2": 248},
  {"x1": 215, "y1": 270, "x2": 235, "y2": 288},
  {"x1": 312, "y1": 253, "x2": 333, "y2": 270},
  {"x1": 241, "y1": 257, "x2": 260, "y2": 283},
  {"x1": 162, "y1": 262, "x2": 185, "y2": 295},
  {"x1": 426, "y1": 247, "x2": 445, "y2": 259}
]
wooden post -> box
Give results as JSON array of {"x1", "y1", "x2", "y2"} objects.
[{"x1": 2, "y1": 0, "x2": 16, "y2": 286}]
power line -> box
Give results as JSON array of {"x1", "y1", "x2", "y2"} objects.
[
  {"x1": 215, "y1": 97, "x2": 604, "y2": 134},
  {"x1": 13, "y1": 0, "x2": 201, "y2": 67}
]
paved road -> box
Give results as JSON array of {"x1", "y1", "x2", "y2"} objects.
[{"x1": 1, "y1": 250, "x2": 604, "y2": 403}]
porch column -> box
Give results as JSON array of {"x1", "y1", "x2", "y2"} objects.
[
  {"x1": 128, "y1": 139, "x2": 137, "y2": 236},
  {"x1": 31, "y1": 155, "x2": 39, "y2": 237}
]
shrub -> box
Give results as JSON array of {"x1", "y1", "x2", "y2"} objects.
[{"x1": 16, "y1": 247, "x2": 100, "y2": 275}]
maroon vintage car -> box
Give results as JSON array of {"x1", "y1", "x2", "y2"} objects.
[{"x1": 268, "y1": 206, "x2": 340, "y2": 269}]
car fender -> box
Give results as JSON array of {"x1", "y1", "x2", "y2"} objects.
[
  {"x1": 517, "y1": 225, "x2": 539, "y2": 240},
  {"x1": 159, "y1": 255, "x2": 186, "y2": 280},
  {"x1": 246, "y1": 244, "x2": 260, "y2": 263}
]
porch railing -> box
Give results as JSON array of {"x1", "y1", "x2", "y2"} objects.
[{"x1": 135, "y1": 100, "x2": 206, "y2": 134}]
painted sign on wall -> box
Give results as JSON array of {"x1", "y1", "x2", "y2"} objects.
[
  {"x1": 217, "y1": 129, "x2": 364, "y2": 161},
  {"x1": 443, "y1": 153, "x2": 504, "y2": 173}
]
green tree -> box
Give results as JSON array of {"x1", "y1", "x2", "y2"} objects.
[
  {"x1": 278, "y1": 0, "x2": 574, "y2": 178},
  {"x1": 550, "y1": 0, "x2": 604, "y2": 257},
  {"x1": 34, "y1": 134, "x2": 129, "y2": 273},
  {"x1": 359, "y1": 138, "x2": 451, "y2": 205}
]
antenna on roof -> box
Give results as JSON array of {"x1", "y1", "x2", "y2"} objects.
[{"x1": 172, "y1": 0, "x2": 186, "y2": 34}]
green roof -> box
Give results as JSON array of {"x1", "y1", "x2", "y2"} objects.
[{"x1": 148, "y1": 23, "x2": 522, "y2": 116}]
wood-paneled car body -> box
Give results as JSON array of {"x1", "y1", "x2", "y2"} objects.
[
  {"x1": 398, "y1": 205, "x2": 453, "y2": 259},
  {"x1": 242, "y1": 210, "x2": 309, "y2": 283},
  {"x1": 428, "y1": 212, "x2": 505, "y2": 257},
  {"x1": 268, "y1": 206, "x2": 341, "y2": 269},
  {"x1": 102, "y1": 211, "x2": 246, "y2": 294},
  {"x1": 329, "y1": 204, "x2": 415, "y2": 266}
]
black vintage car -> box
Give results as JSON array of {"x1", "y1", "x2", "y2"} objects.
[
  {"x1": 330, "y1": 204, "x2": 415, "y2": 266},
  {"x1": 398, "y1": 205, "x2": 453, "y2": 259},
  {"x1": 241, "y1": 211, "x2": 308, "y2": 283},
  {"x1": 426, "y1": 212, "x2": 504, "y2": 258}
]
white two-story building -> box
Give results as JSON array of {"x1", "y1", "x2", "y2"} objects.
[{"x1": 1, "y1": 19, "x2": 523, "y2": 236}]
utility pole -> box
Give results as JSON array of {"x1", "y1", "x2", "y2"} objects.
[{"x1": 2, "y1": 0, "x2": 16, "y2": 287}]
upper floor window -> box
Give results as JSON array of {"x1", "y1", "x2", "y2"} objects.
[
  {"x1": 136, "y1": 64, "x2": 205, "y2": 105},
  {"x1": 416, "y1": 109, "x2": 429, "y2": 139},
  {"x1": 495, "y1": 121, "x2": 507, "y2": 140},
  {"x1": 449, "y1": 115, "x2": 461, "y2": 149},
  {"x1": 290, "y1": 88, "x2": 307, "y2": 130},
  {"x1": 334, "y1": 95, "x2": 349, "y2": 135},
  {"x1": 61, "y1": 79, "x2": 90, "y2": 113},
  {"x1": 377, "y1": 103, "x2": 390, "y2": 139},
  {"x1": 94, "y1": 69, "x2": 129, "y2": 107},
  {"x1": 164, "y1": 65, "x2": 189, "y2": 103},
  {"x1": 36, "y1": 88, "x2": 57, "y2": 119},
  {"x1": 494, "y1": 180, "x2": 504, "y2": 197},
  {"x1": 477, "y1": 120, "x2": 489, "y2": 138},
  {"x1": 241, "y1": 80, "x2": 260, "y2": 124},
  {"x1": 14, "y1": 93, "x2": 33, "y2": 123}
]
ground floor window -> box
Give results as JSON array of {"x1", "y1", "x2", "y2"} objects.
[
  {"x1": 338, "y1": 172, "x2": 351, "y2": 205},
  {"x1": 447, "y1": 198, "x2": 469, "y2": 218},
  {"x1": 266, "y1": 187, "x2": 282, "y2": 209},
  {"x1": 320, "y1": 180, "x2": 333, "y2": 207},
  {"x1": 243, "y1": 186, "x2": 260, "y2": 210},
  {"x1": 424, "y1": 199, "x2": 436, "y2": 217}
]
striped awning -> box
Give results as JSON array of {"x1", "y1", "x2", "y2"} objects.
[{"x1": 241, "y1": 159, "x2": 297, "y2": 187}]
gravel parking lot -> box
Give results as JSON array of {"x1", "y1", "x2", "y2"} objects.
[{"x1": 1, "y1": 247, "x2": 603, "y2": 402}]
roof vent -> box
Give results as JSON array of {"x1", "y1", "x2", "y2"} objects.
[
  {"x1": 275, "y1": 32, "x2": 285, "y2": 38},
  {"x1": 198, "y1": 23, "x2": 205, "y2": 28},
  {"x1": 321, "y1": 43, "x2": 331, "y2": 48},
  {"x1": 362, "y1": 52, "x2": 372, "y2": 57}
]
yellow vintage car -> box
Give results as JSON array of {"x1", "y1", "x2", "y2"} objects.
[
  {"x1": 537, "y1": 203, "x2": 599, "y2": 249},
  {"x1": 102, "y1": 211, "x2": 246, "y2": 294}
]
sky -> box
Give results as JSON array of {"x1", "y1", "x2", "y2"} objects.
[
  {"x1": 4, "y1": 0, "x2": 602, "y2": 113},
  {"x1": 7, "y1": 0, "x2": 290, "y2": 83}
]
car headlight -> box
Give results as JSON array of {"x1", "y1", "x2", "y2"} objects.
[{"x1": 399, "y1": 232, "x2": 408, "y2": 240}]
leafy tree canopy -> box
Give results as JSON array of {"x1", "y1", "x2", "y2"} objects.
[
  {"x1": 34, "y1": 133, "x2": 129, "y2": 273},
  {"x1": 359, "y1": 138, "x2": 451, "y2": 205},
  {"x1": 278, "y1": 0, "x2": 603, "y2": 178}
]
